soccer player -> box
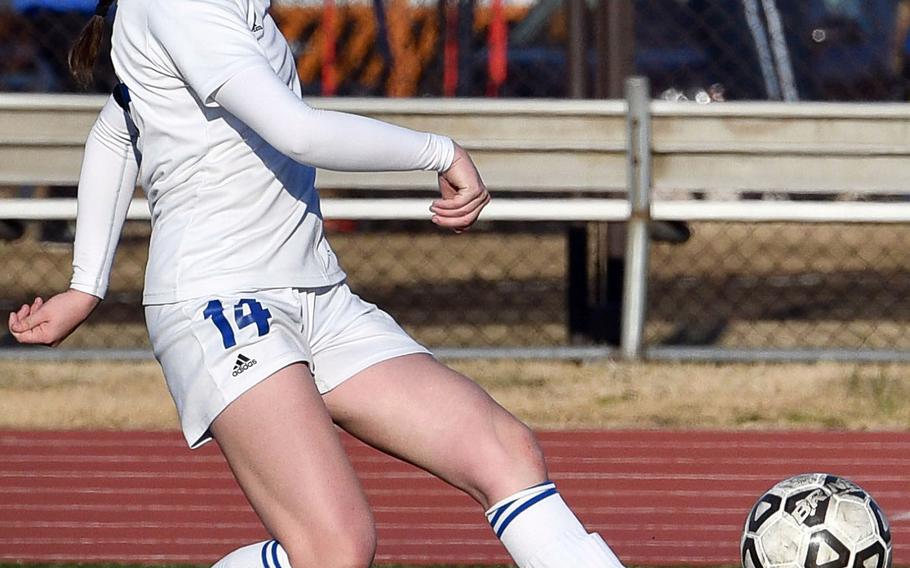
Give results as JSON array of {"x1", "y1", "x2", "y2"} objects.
[{"x1": 8, "y1": 1, "x2": 627, "y2": 567}]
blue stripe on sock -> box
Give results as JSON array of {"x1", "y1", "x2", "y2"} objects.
[
  {"x1": 270, "y1": 540, "x2": 283, "y2": 568},
  {"x1": 495, "y1": 487, "x2": 558, "y2": 538},
  {"x1": 488, "y1": 498, "x2": 513, "y2": 528},
  {"x1": 260, "y1": 541, "x2": 272, "y2": 568},
  {"x1": 488, "y1": 482, "x2": 556, "y2": 529}
]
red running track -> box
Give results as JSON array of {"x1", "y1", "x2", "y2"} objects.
[{"x1": 0, "y1": 430, "x2": 907, "y2": 566}]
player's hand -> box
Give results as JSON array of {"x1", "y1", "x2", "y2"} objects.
[
  {"x1": 431, "y1": 143, "x2": 491, "y2": 233},
  {"x1": 8, "y1": 289, "x2": 100, "y2": 347}
]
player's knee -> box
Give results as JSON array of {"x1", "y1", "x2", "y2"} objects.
[
  {"x1": 283, "y1": 522, "x2": 376, "y2": 568},
  {"x1": 500, "y1": 419, "x2": 547, "y2": 478},
  {"x1": 467, "y1": 417, "x2": 548, "y2": 506}
]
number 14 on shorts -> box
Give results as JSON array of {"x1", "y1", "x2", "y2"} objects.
[{"x1": 203, "y1": 298, "x2": 273, "y2": 349}]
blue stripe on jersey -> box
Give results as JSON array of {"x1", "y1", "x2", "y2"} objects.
[
  {"x1": 270, "y1": 539, "x2": 283, "y2": 568},
  {"x1": 113, "y1": 83, "x2": 131, "y2": 113},
  {"x1": 260, "y1": 540, "x2": 273, "y2": 568},
  {"x1": 495, "y1": 487, "x2": 558, "y2": 538}
]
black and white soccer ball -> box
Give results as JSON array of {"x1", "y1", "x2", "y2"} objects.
[{"x1": 742, "y1": 473, "x2": 892, "y2": 568}]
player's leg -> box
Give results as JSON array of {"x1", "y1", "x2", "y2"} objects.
[
  {"x1": 324, "y1": 352, "x2": 542, "y2": 506},
  {"x1": 322, "y1": 353, "x2": 624, "y2": 568},
  {"x1": 146, "y1": 291, "x2": 375, "y2": 568},
  {"x1": 209, "y1": 363, "x2": 376, "y2": 568}
]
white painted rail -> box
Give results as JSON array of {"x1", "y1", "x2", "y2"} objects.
[{"x1": 2, "y1": 94, "x2": 907, "y2": 217}]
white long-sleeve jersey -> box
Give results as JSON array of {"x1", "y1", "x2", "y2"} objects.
[{"x1": 71, "y1": 0, "x2": 454, "y2": 304}]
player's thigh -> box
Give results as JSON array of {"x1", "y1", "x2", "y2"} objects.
[
  {"x1": 211, "y1": 363, "x2": 375, "y2": 566},
  {"x1": 146, "y1": 289, "x2": 313, "y2": 448},
  {"x1": 322, "y1": 353, "x2": 547, "y2": 509}
]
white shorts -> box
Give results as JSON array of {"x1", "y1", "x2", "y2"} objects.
[{"x1": 145, "y1": 282, "x2": 430, "y2": 448}]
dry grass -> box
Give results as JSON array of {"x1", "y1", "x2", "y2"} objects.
[
  {"x1": 1, "y1": 359, "x2": 909, "y2": 431},
  {"x1": 0, "y1": 361, "x2": 177, "y2": 430},
  {"x1": 452, "y1": 360, "x2": 910, "y2": 430}
]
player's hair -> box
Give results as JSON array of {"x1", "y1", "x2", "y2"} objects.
[{"x1": 68, "y1": 0, "x2": 116, "y2": 89}]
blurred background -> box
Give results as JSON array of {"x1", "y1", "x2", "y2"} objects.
[
  {"x1": 3, "y1": 0, "x2": 909, "y2": 100},
  {"x1": 1, "y1": 0, "x2": 909, "y2": 357}
]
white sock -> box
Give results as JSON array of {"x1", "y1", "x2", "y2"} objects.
[
  {"x1": 485, "y1": 481, "x2": 625, "y2": 568},
  {"x1": 212, "y1": 539, "x2": 290, "y2": 568}
]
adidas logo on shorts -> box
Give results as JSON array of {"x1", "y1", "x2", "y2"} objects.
[{"x1": 232, "y1": 353, "x2": 257, "y2": 377}]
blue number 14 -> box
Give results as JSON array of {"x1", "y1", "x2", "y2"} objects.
[{"x1": 204, "y1": 298, "x2": 273, "y2": 349}]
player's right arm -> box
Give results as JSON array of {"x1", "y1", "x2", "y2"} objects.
[{"x1": 9, "y1": 96, "x2": 138, "y2": 346}]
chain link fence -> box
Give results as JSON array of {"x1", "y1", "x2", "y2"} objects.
[
  {"x1": 3, "y1": 215, "x2": 909, "y2": 354},
  {"x1": 1, "y1": 0, "x2": 909, "y2": 356},
  {"x1": 0, "y1": 218, "x2": 572, "y2": 350},
  {"x1": 647, "y1": 220, "x2": 910, "y2": 352}
]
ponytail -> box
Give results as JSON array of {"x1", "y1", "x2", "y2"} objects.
[{"x1": 68, "y1": 0, "x2": 116, "y2": 89}]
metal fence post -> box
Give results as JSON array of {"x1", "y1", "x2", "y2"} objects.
[{"x1": 621, "y1": 76, "x2": 652, "y2": 359}]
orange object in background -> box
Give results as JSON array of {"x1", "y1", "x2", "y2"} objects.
[
  {"x1": 321, "y1": 0, "x2": 338, "y2": 96},
  {"x1": 443, "y1": 0, "x2": 459, "y2": 97},
  {"x1": 273, "y1": 2, "x2": 526, "y2": 98},
  {"x1": 487, "y1": 0, "x2": 507, "y2": 97}
]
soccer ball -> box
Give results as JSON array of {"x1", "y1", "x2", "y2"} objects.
[{"x1": 741, "y1": 473, "x2": 892, "y2": 568}]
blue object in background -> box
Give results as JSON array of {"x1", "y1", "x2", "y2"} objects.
[{"x1": 12, "y1": 0, "x2": 96, "y2": 12}]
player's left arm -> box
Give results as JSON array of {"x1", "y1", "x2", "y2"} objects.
[{"x1": 9, "y1": 96, "x2": 139, "y2": 346}]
